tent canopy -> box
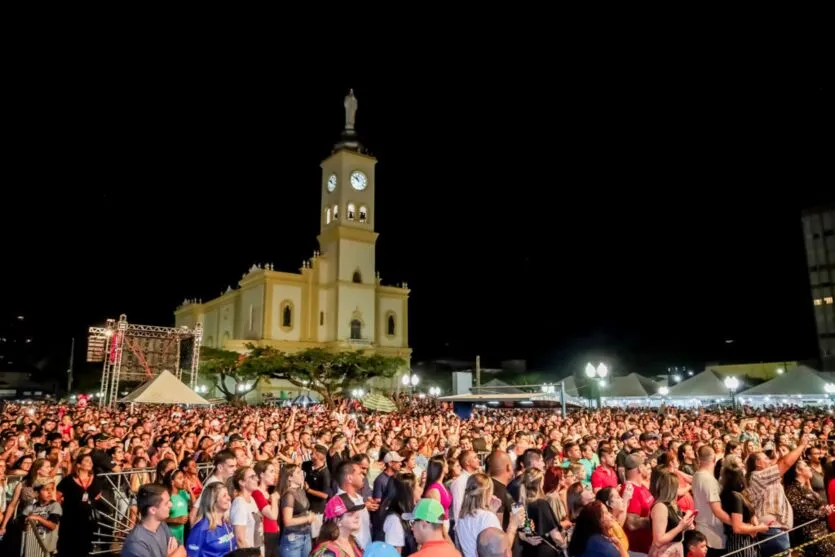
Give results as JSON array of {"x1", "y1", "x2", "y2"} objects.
[
  {"x1": 119, "y1": 370, "x2": 211, "y2": 405},
  {"x1": 740, "y1": 365, "x2": 829, "y2": 396},
  {"x1": 476, "y1": 378, "x2": 525, "y2": 394},
  {"x1": 604, "y1": 373, "x2": 662, "y2": 398},
  {"x1": 668, "y1": 370, "x2": 731, "y2": 398}
]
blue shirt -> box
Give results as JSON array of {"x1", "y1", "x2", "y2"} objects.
[
  {"x1": 582, "y1": 534, "x2": 621, "y2": 557},
  {"x1": 186, "y1": 517, "x2": 237, "y2": 557}
]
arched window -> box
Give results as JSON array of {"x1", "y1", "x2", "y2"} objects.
[
  {"x1": 352, "y1": 270, "x2": 362, "y2": 283},
  {"x1": 387, "y1": 315, "x2": 396, "y2": 336},
  {"x1": 333, "y1": 204, "x2": 339, "y2": 220},
  {"x1": 359, "y1": 206, "x2": 367, "y2": 223},
  {"x1": 325, "y1": 207, "x2": 331, "y2": 224},
  {"x1": 279, "y1": 300, "x2": 294, "y2": 332},
  {"x1": 350, "y1": 319, "x2": 362, "y2": 339},
  {"x1": 347, "y1": 203, "x2": 356, "y2": 220},
  {"x1": 319, "y1": 311, "x2": 324, "y2": 326}
]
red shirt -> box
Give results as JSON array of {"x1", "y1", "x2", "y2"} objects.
[
  {"x1": 591, "y1": 465, "x2": 618, "y2": 491},
  {"x1": 622, "y1": 481, "x2": 654, "y2": 554},
  {"x1": 252, "y1": 489, "x2": 279, "y2": 534}
]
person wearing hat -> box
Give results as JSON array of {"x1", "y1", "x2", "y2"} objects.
[
  {"x1": 310, "y1": 493, "x2": 365, "y2": 557},
  {"x1": 616, "y1": 431, "x2": 639, "y2": 484},
  {"x1": 373, "y1": 451, "x2": 404, "y2": 503},
  {"x1": 621, "y1": 453, "x2": 653, "y2": 556},
  {"x1": 403, "y1": 498, "x2": 461, "y2": 557}
]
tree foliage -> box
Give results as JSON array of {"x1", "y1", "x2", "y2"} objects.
[
  {"x1": 265, "y1": 347, "x2": 404, "y2": 407},
  {"x1": 199, "y1": 345, "x2": 285, "y2": 404}
]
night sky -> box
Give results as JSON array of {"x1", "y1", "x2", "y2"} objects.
[{"x1": 1, "y1": 48, "x2": 831, "y2": 382}]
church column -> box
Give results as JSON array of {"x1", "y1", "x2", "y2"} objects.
[{"x1": 263, "y1": 279, "x2": 274, "y2": 340}]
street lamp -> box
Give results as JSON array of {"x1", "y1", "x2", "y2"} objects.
[
  {"x1": 776, "y1": 367, "x2": 785, "y2": 375},
  {"x1": 659, "y1": 386, "x2": 669, "y2": 396},
  {"x1": 351, "y1": 388, "x2": 365, "y2": 398},
  {"x1": 401, "y1": 373, "x2": 419, "y2": 396},
  {"x1": 585, "y1": 362, "x2": 608, "y2": 408},
  {"x1": 724, "y1": 376, "x2": 740, "y2": 409},
  {"x1": 824, "y1": 383, "x2": 835, "y2": 404},
  {"x1": 428, "y1": 386, "x2": 441, "y2": 397},
  {"x1": 673, "y1": 375, "x2": 682, "y2": 383}
]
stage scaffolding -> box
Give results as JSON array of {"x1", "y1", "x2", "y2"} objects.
[{"x1": 88, "y1": 314, "x2": 202, "y2": 408}]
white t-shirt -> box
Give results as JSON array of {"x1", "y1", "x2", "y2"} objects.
[
  {"x1": 384, "y1": 513, "x2": 405, "y2": 548},
  {"x1": 456, "y1": 509, "x2": 501, "y2": 557},
  {"x1": 231, "y1": 495, "x2": 262, "y2": 548},
  {"x1": 692, "y1": 469, "x2": 726, "y2": 549},
  {"x1": 450, "y1": 470, "x2": 472, "y2": 522}
]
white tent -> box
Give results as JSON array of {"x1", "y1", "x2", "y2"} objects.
[
  {"x1": 738, "y1": 365, "x2": 831, "y2": 405},
  {"x1": 120, "y1": 370, "x2": 211, "y2": 405},
  {"x1": 477, "y1": 378, "x2": 525, "y2": 394},
  {"x1": 667, "y1": 370, "x2": 732, "y2": 400}
]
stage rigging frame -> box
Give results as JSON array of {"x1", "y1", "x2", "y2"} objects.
[{"x1": 88, "y1": 314, "x2": 202, "y2": 407}]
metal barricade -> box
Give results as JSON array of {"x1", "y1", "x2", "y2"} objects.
[{"x1": 20, "y1": 521, "x2": 51, "y2": 557}]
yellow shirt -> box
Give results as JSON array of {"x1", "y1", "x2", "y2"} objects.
[{"x1": 610, "y1": 521, "x2": 629, "y2": 553}]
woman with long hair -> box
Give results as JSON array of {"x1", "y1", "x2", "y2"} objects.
[
  {"x1": 456, "y1": 472, "x2": 520, "y2": 557},
  {"x1": 423, "y1": 458, "x2": 452, "y2": 520},
  {"x1": 311, "y1": 493, "x2": 364, "y2": 557},
  {"x1": 252, "y1": 460, "x2": 280, "y2": 557},
  {"x1": 186, "y1": 481, "x2": 237, "y2": 556},
  {"x1": 783, "y1": 459, "x2": 835, "y2": 556},
  {"x1": 648, "y1": 470, "x2": 694, "y2": 557},
  {"x1": 55, "y1": 453, "x2": 102, "y2": 557},
  {"x1": 162, "y1": 468, "x2": 191, "y2": 545},
  {"x1": 278, "y1": 463, "x2": 314, "y2": 557},
  {"x1": 179, "y1": 456, "x2": 203, "y2": 498},
  {"x1": 719, "y1": 461, "x2": 767, "y2": 557},
  {"x1": 520, "y1": 467, "x2": 565, "y2": 557},
  {"x1": 229, "y1": 466, "x2": 262, "y2": 548},
  {"x1": 377, "y1": 473, "x2": 418, "y2": 554},
  {"x1": 0, "y1": 458, "x2": 52, "y2": 533},
  {"x1": 567, "y1": 500, "x2": 626, "y2": 557}
]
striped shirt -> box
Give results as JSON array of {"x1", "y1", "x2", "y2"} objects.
[{"x1": 746, "y1": 464, "x2": 792, "y2": 529}]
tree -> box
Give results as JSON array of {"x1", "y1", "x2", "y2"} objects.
[
  {"x1": 268, "y1": 348, "x2": 404, "y2": 407},
  {"x1": 199, "y1": 345, "x2": 284, "y2": 404}
]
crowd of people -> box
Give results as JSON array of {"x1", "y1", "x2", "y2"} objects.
[{"x1": 1, "y1": 397, "x2": 835, "y2": 557}]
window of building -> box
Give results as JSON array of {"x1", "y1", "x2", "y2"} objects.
[
  {"x1": 359, "y1": 206, "x2": 367, "y2": 223},
  {"x1": 333, "y1": 205, "x2": 339, "y2": 220},
  {"x1": 325, "y1": 207, "x2": 331, "y2": 224},
  {"x1": 350, "y1": 319, "x2": 362, "y2": 339},
  {"x1": 352, "y1": 270, "x2": 362, "y2": 283},
  {"x1": 815, "y1": 298, "x2": 823, "y2": 306},
  {"x1": 320, "y1": 311, "x2": 324, "y2": 326},
  {"x1": 825, "y1": 296, "x2": 834, "y2": 305},
  {"x1": 387, "y1": 314, "x2": 396, "y2": 336},
  {"x1": 347, "y1": 203, "x2": 356, "y2": 220}
]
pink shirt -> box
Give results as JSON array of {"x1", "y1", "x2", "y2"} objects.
[{"x1": 427, "y1": 482, "x2": 452, "y2": 518}]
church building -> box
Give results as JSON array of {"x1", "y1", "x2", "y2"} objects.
[{"x1": 174, "y1": 90, "x2": 411, "y2": 398}]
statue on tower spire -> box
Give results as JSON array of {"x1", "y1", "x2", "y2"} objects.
[{"x1": 344, "y1": 89, "x2": 358, "y2": 130}]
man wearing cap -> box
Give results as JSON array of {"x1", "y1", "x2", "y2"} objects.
[
  {"x1": 621, "y1": 454, "x2": 653, "y2": 557},
  {"x1": 373, "y1": 451, "x2": 403, "y2": 502},
  {"x1": 616, "y1": 431, "x2": 638, "y2": 483},
  {"x1": 405, "y1": 499, "x2": 461, "y2": 557},
  {"x1": 639, "y1": 432, "x2": 661, "y2": 462}
]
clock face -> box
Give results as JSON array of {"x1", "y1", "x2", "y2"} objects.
[
  {"x1": 327, "y1": 174, "x2": 337, "y2": 192},
  {"x1": 350, "y1": 171, "x2": 368, "y2": 191}
]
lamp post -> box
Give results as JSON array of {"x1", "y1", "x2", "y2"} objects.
[
  {"x1": 585, "y1": 362, "x2": 608, "y2": 408},
  {"x1": 401, "y1": 373, "x2": 419, "y2": 396},
  {"x1": 428, "y1": 386, "x2": 441, "y2": 397},
  {"x1": 350, "y1": 388, "x2": 365, "y2": 399},
  {"x1": 724, "y1": 376, "x2": 740, "y2": 410},
  {"x1": 825, "y1": 383, "x2": 835, "y2": 404}
]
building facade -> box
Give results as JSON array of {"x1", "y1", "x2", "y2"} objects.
[
  {"x1": 802, "y1": 205, "x2": 835, "y2": 370},
  {"x1": 174, "y1": 91, "x2": 411, "y2": 397}
]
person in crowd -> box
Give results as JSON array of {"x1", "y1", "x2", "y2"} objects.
[
  {"x1": 647, "y1": 470, "x2": 695, "y2": 557},
  {"x1": 682, "y1": 530, "x2": 707, "y2": 557},
  {"x1": 450, "y1": 450, "x2": 480, "y2": 525},
  {"x1": 0, "y1": 457, "x2": 52, "y2": 545},
  {"x1": 596, "y1": 486, "x2": 630, "y2": 553},
  {"x1": 303, "y1": 444, "x2": 332, "y2": 536},
  {"x1": 375, "y1": 473, "x2": 418, "y2": 554},
  {"x1": 190, "y1": 450, "x2": 236, "y2": 525},
  {"x1": 186, "y1": 482, "x2": 237, "y2": 557},
  {"x1": 719, "y1": 461, "x2": 767, "y2": 557},
  {"x1": 456, "y1": 472, "x2": 520, "y2": 557},
  {"x1": 55, "y1": 452, "x2": 102, "y2": 557},
  {"x1": 278, "y1": 463, "x2": 314, "y2": 557},
  {"x1": 519, "y1": 467, "x2": 565, "y2": 557},
  {"x1": 403, "y1": 498, "x2": 461, "y2": 557},
  {"x1": 311, "y1": 493, "x2": 365, "y2": 557},
  {"x1": 163, "y1": 468, "x2": 192, "y2": 545},
  {"x1": 477, "y1": 527, "x2": 510, "y2": 557},
  {"x1": 567, "y1": 500, "x2": 627, "y2": 557},
  {"x1": 230, "y1": 466, "x2": 262, "y2": 549},
  {"x1": 423, "y1": 457, "x2": 452, "y2": 521},
  {"x1": 122, "y1": 483, "x2": 184, "y2": 557},
  {"x1": 592, "y1": 447, "x2": 619, "y2": 494},
  {"x1": 690, "y1": 446, "x2": 729, "y2": 557},
  {"x1": 622, "y1": 454, "x2": 653, "y2": 556},
  {"x1": 252, "y1": 460, "x2": 280, "y2": 557},
  {"x1": 374, "y1": 451, "x2": 404, "y2": 504},
  {"x1": 21, "y1": 480, "x2": 62, "y2": 553},
  {"x1": 782, "y1": 459, "x2": 835, "y2": 556},
  {"x1": 336, "y1": 461, "x2": 374, "y2": 548}
]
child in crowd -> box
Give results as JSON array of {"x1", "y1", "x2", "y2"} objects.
[
  {"x1": 22, "y1": 480, "x2": 62, "y2": 553},
  {"x1": 683, "y1": 530, "x2": 707, "y2": 557}
]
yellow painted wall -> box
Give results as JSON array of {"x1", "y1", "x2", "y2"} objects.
[{"x1": 708, "y1": 361, "x2": 799, "y2": 380}]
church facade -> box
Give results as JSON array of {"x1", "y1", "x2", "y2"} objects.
[{"x1": 174, "y1": 91, "x2": 410, "y2": 398}]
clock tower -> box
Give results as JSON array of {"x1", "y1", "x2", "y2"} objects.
[{"x1": 316, "y1": 90, "x2": 379, "y2": 344}]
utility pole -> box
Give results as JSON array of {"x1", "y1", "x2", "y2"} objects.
[
  {"x1": 67, "y1": 337, "x2": 75, "y2": 394},
  {"x1": 475, "y1": 355, "x2": 481, "y2": 389}
]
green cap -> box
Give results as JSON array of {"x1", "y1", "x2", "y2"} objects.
[{"x1": 402, "y1": 498, "x2": 446, "y2": 524}]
